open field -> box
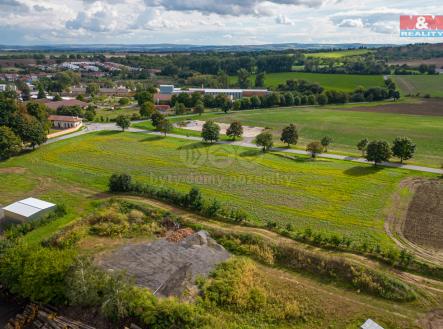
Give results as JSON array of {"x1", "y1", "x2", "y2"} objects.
[
  {"x1": 0, "y1": 131, "x2": 436, "y2": 250},
  {"x1": 305, "y1": 49, "x2": 373, "y2": 58},
  {"x1": 392, "y1": 75, "x2": 443, "y2": 97},
  {"x1": 229, "y1": 72, "x2": 385, "y2": 91},
  {"x1": 389, "y1": 57, "x2": 443, "y2": 68},
  {"x1": 184, "y1": 102, "x2": 443, "y2": 167}
]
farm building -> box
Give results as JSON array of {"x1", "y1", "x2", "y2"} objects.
[
  {"x1": 1, "y1": 197, "x2": 56, "y2": 222},
  {"x1": 48, "y1": 115, "x2": 83, "y2": 129},
  {"x1": 361, "y1": 319, "x2": 384, "y2": 329}
]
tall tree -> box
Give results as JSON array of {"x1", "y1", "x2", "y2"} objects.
[
  {"x1": 366, "y1": 140, "x2": 391, "y2": 165},
  {"x1": 194, "y1": 100, "x2": 205, "y2": 116},
  {"x1": 151, "y1": 111, "x2": 165, "y2": 128},
  {"x1": 37, "y1": 86, "x2": 46, "y2": 99},
  {"x1": 237, "y1": 68, "x2": 251, "y2": 89},
  {"x1": 86, "y1": 83, "x2": 100, "y2": 97},
  {"x1": 115, "y1": 115, "x2": 131, "y2": 132},
  {"x1": 255, "y1": 72, "x2": 265, "y2": 87},
  {"x1": 157, "y1": 119, "x2": 173, "y2": 136},
  {"x1": 226, "y1": 121, "x2": 243, "y2": 140},
  {"x1": 280, "y1": 124, "x2": 298, "y2": 147},
  {"x1": 391, "y1": 137, "x2": 416, "y2": 163},
  {"x1": 201, "y1": 120, "x2": 220, "y2": 143},
  {"x1": 320, "y1": 136, "x2": 332, "y2": 152},
  {"x1": 306, "y1": 141, "x2": 323, "y2": 158},
  {"x1": 140, "y1": 101, "x2": 155, "y2": 118},
  {"x1": 357, "y1": 138, "x2": 369, "y2": 156},
  {"x1": 255, "y1": 131, "x2": 273, "y2": 152},
  {"x1": 0, "y1": 126, "x2": 22, "y2": 160}
]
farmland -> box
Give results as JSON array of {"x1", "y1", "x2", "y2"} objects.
[
  {"x1": 305, "y1": 49, "x2": 373, "y2": 58},
  {"x1": 392, "y1": 74, "x2": 443, "y2": 97},
  {"x1": 229, "y1": 72, "x2": 385, "y2": 91},
  {"x1": 0, "y1": 131, "x2": 434, "y2": 250},
  {"x1": 157, "y1": 102, "x2": 443, "y2": 167}
]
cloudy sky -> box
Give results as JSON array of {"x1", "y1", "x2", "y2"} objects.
[{"x1": 0, "y1": 0, "x2": 441, "y2": 45}]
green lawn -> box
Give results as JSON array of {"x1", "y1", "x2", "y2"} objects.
[
  {"x1": 392, "y1": 75, "x2": 443, "y2": 97},
  {"x1": 94, "y1": 106, "x2": 140, "y2": 122},
  {"x1": 0, "y1": 131, "x2": 434, "y2": 250},
  {"x1": 191, "y1": 106, "x2": 443, "y2": 167},
  {"x1": 305, "y1": 49, "x2": 373, "y2": 58},
  {"x1": 229, "y1": 72, "x2": 385, "y2": 92}
]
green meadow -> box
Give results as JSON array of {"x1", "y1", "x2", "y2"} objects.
[
  {"x1": 229, "y1": 72, "x2": 385, "y2": 92},
  {"x1": 135, "y1": 105, "x2": 443, "y2": 167},
  {"x1": 392, "y1": 74, "x2": 443, "y2": 97},
  {"x1": 305, "y1": 49, "x2": 373, "y2": 58},
  {"x1": 0, "y1": 131, "x2": 434, "y2": 249}
]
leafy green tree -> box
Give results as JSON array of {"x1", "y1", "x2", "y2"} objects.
[
  {"x1": 140, "y1": 101, "x2": 155, "y2": 118},
  {"x1": 366, "y1": 140, "x2": 392, "y2": 165},
  {"x1": 37, "y1": 86, "x2": 46, "y2": 99},
  {"x1": 118, "y1": 97, "x2": 130, "y2": 106},
  {"x1": 174, "y1": 102, "x2": 186, "y2": 115},
  {"x1": 0, "y1": 126, "x2": 21, "y2": 160},
  {"x1": 233, "y1": 100, "x2": 241, "y2": 111},
  {"x1": 226, "y1": 121, "x2": 243, "y2": 140},
  {"x1": 115, "y1": 115, "x2": 131, "y2": 131},
  {"x1": 280, "y1": 124, "x2": 298, "y2": 147},
  {"x1": 86, "y1": 83, "x2": 100, "y2": 96},
  {"x1": 15, "y1": 115, "x2": 47, "y2": 149},
  {"x1": 250, "y1": 96, "x2": 261, "y2": 108},
  {"x1": 357, "y1": 138, "x2": 369, "y2": 156},
  {"x1": 201, "y1": 120, "x2": 220, "y2": 143},
  {"x1": 255, "y1": 131, "x2": 273, "y2": 152},
  {"x1": 255, "y1": 72, "x2": 265, "y2": 87},
  {"x1": 391, "y1": 137, "x2": 416, "y2": 163},
  {"x1": 237, "y1": 68, "x2": 251, "y2": 89},
  {"x1": 320, "y1": 136, "x2": 332, "y2": 152},
  {"x1": 306, "y1": 141, "x2": 323, "y2": 158},
  {"x1": 284, "y1": 93, "x2": 294, "y2": 106},
  {"x1": 134, "y1": 90, "x2": 153, "y2": 106},
  {"x1": 53, "y1": 94, "x2": 62, "y2": 101},
  {"x1": 194, "y1": 100, "x2": 204, "y2": 116},
  {"x1": 158, "y1": 119, "x2": 173, "y2": 136},
  {"x1": 150, "y1": 111, "x2": 165, "y2": 128}
]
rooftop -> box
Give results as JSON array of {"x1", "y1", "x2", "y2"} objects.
[
  {"x1": 2, "y1": 197, "x2": 56, "y2": 218},
  {"x1": 48, "y1": 115, "x2": 82, "y2": 122}
]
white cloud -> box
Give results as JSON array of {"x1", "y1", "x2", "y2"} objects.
[
  {"x1": 337, "y1": 18, "x2": 364, "y2": 28},
  {"x1": 275, "y1": 14, "x2": 295, "y2": 25}
]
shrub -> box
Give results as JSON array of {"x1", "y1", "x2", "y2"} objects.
[
  {"x1": 109, "y1": 173, "x2": 132, "y2": 192},
  {"x1": 0, "y1": 243, "x2": 76, "y2": 304}
]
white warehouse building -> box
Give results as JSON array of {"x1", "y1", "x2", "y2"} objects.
[
  {"x1": 159, "y1": 84, "x2": 270, "y2": 100},
  {"x1": 1, "y1": 197, "x2": 56, "y2": 223}
]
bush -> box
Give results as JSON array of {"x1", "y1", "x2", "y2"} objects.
[
  {"x1": 0, "y1": 243, "x2": 76, "y2": 304},
  {"x1": 109, "y1": 173, "x2": 132, "y2": 192}
]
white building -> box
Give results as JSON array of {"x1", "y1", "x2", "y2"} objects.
[
  {"x1": 159, "y1": 84, "x2": 270, "y2": 100},
  {"x1": 361, "y1": 319, "x2": 384, "y2": 329},
  {"x1": 48, "y1": 115, "x2": 83, "y2": 129},
  {"x1": 2, "y1": 198, "x2": 56, "y2": 222}
]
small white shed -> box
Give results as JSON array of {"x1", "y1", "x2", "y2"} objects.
[
  {"x1": 361, "y1": 319, "x2": 384, "y2": 329},
  {"x1": 2, "y1": 198, "x2": 56, "y2": 222}
]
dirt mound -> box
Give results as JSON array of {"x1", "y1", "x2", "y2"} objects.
[
  {"x1": 97, "y1": 231, "x2": 230, "y2": 297},
  {"x1": 166, "y1": 228, "x2": 194, "y2": 242},
  {"x1": 420, "y1": 309, "x2": 443, "y2": 329},
  {"x1": 177, "y1": 120, "x2": 264, "y2": 137},
  {"x1": 403, "y1": 180, "x2": 443, "y2": 250}
]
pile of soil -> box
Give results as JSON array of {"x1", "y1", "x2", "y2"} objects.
[{"x1": 97, "y1": 231, "x2": 230, "y2": 297}]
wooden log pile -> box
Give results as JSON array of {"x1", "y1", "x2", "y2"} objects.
[{"x1": 5, "y1": 304, "x2": 96, "y2": 329}]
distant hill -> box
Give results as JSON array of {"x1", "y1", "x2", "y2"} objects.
[{"x1": 0, "y1": 43, "x2": 397, "y2": 53}]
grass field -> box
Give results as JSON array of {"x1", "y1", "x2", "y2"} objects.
[
  {"x1": 0, "y1": 131, "x2": 434, "y2": 250},
  {"x1": 392, "y1": 75, "x2": 443, "y2": 98},
  {"x1": 229, "y1": 72, "x2": 385, "y2": 92},
  {"x1": 159, "y1": 105, "x2": 443, "y2": 167},
  {"x1": 305, "y1": 49, "x2": 372, "y2": 58}
]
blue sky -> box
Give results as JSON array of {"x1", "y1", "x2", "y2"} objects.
[{"x1": 0, "y1": 0, "x2": 441, "y2": 45}]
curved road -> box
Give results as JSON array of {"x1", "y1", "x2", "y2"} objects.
[{"x1": 46, "y1": 121, "x2": 443, "y2": 175}]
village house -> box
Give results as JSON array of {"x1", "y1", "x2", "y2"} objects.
[{"x1": 48, "y1": 115, "x2": 83, "y2": 129}]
